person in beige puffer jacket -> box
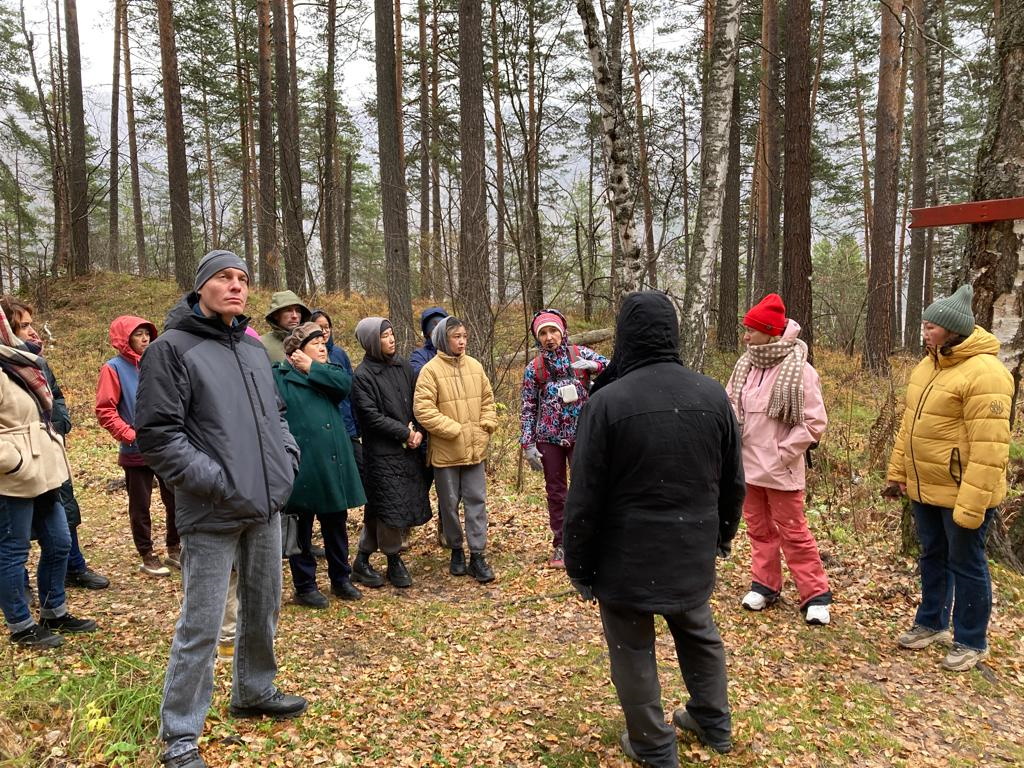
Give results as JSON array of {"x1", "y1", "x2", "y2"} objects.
[{"x1": 414, "y1": 317, "x2": 497, "y2": 583}]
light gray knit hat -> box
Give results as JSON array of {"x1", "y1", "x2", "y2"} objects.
[
  {"x1": 194, "y1": 249, "x2": 249, "y2": 291},
  {"x1": 922, "y1": 284, "x2": 975, "y2": 337}
]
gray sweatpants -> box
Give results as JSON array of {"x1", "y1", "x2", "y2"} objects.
[
  {"x1": 160, "y1": 517, "x2": 282, "y2": 760},
  {"x1": 599, "y1": 600, "x2": 731, "y2": 768},
  {"x1": 434, "y1": 463, "x2": 488, "y2": 553}
]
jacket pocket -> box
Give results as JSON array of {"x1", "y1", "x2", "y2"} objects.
[{"x1": 949, "y1": 448, "x2": 962, "y2": 487}]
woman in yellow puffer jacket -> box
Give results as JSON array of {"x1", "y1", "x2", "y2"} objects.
[{"x1": 885, "y1": 284, "x2": 1013, "y2": 672}]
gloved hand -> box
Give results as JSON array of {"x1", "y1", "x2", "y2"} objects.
[
  {"x1": 716, "y1": 537, "x2": 732, "y2": 559},
  {"x1": 524, "y1": 444, "x2": 544, "y2": 472},
  {"x1": 881, "y1": 481, "x2": 905, "y2": 499},
  {"x1": 570, "y1": 578, "x2": 595, "y2": 603},
  {"x1": 571, "y1": 358, "x2": 600, "y2": 372}
]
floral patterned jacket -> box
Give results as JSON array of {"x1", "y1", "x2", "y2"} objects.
[{"x1": 520, "y1": 341, "x2": 607, "y2": 447}]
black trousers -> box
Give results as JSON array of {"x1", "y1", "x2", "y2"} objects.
[
  {"x1": 599, "y1": 600, "x2": 731, "y2": 768},
  {"x1": 123, "y1": 466, "x2": 178, "y2": 556},
  {"x1": 287, "y1": 510, "x2": 351, "y2": 594}
]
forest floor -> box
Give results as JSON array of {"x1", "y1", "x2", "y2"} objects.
[{"x1": 1, "y1": 274, "x2": 1023, "y2": 767}]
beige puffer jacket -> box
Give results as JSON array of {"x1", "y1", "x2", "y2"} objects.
[{"x1": 414, "y1": 351, "x2": 497, "y2": 467}]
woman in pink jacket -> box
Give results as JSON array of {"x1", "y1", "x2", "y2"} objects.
[{"x1": 726, "y1": 294, "x2": 832, "y2": 626}]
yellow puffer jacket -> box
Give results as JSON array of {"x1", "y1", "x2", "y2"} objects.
[
  {"x1": 414, "y1": 351, "x2": 497, "y2": 468},
  {"x1": 886, "y1": 327, "x2": 1013, "y2": 529},
  {"x1": 0, "y1": 369, "x2": 71, "y2": 499}
]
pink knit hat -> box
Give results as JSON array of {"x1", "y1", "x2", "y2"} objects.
[{"x1": 532, "y1": 311, "x2": 565, "y2": 338}]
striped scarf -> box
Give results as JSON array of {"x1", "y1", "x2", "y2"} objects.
[
  {"x1": 0, "y1": 307, "x2": 53, "y2": 418},
  {"x1": 729, "y1": 337, "x2": 807, "y2": 426}
]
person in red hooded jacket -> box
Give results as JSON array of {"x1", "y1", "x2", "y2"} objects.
[{"x1": 95, "y1": 316, "x2": 179, "y2": 577}]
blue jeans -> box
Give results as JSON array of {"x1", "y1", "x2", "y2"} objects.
[
  {"x1": 160, "y1": 515, "x2": 283, "y2": 760},
  {"x1": 912, "y1": 502, "x2": 994, "y2": 651},
  {"x1": 0, "y1": 492, "x2": 71, "y2": 632}
]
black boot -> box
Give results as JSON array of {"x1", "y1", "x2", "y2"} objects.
[
  {"x1": 468, "y1": 552, "x2": 494, "y2": 584},
  {"x1": 449, "y1": 547, "x2": 467, "y2": 576},
  {"x1": 351, "y1": 551, "x2": 385, "y2": 588},
  {"x1": 385, "y1": 554, "x2": 412, "y2": 588}
]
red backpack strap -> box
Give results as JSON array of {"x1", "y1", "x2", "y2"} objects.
[{"x1": 532, "y1": 353, "x2": 547, "y2": 383}]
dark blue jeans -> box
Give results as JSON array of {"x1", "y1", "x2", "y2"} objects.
[
  {"x1": 287, "y1": 510, "x2": 351, "y2": 594},
  {"x1": 1, "y1": 491, "x2": 71, "y2": 632},
  {"x1": 912, "y1": 502, "x2": 993, "y2": 651}
]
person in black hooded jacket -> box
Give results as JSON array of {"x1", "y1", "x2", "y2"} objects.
[{"x1": 563, "y1": 291, "x2": 745, "y2": 766}]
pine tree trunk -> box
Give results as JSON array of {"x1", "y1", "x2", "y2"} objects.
[
  {"x1": 430, "y1": 0, "x2": 443, "y2": 299},
  {"x1": 490, "y1": 0, "x2": 506, "y2": 304},
  {"x1": 53, "y1": 1, "x2": 71, "y2": 276},
  {"x1": 852, "y1": 51, "x2": 873, "y2": 274},
  {"x1": 926, "y1": 0, "x2": 951, "y2": 297},
  {"x1": 339, "y1": 152, "x2": 352, "y2": 296},
  {"x1": 395, "y1": 0, "x2": 405, "y2": 172},
  {"x1": 524, "y1": 6, "x2": 542, "y2": 312},
  {"x1": 626, "y1": 0, "x2": 656, "y2": 288},
  {"x1": 754, "y1": 0, "x2": 780, "y2": 297},
  {"x1": 781, "y1": 0, "x2": 814, "y2": 355},
  {"x1": 905, "y1": 0, "x2": 928, "y2": 355},
  {"x1": 201, "y1": 78, "x2": 218, "y2": 250},
  {"x1": 679, "y1": 0, "x2": 742, "y2": 370},
  {"x1": 322, "y1": 0, "x2": 338, "y2": 292},
  {"x1": 457, "y1": 0, "x2": 492, "y2": 367},
  {"x1": 64, "y1": 0, "x2": 90, "y2": 277},
  {"x1": 577, "y1": 0, "x2": 643, "y2": 307},
  {"x1": 156, "y1": 0, "x2": 194, "y2": 288},
  {"x1": 257, "y1": 0, "x2": 279, "y2": 288},
  {"x1": 121, "y1": 0, "x2": 145, "y2": 275},
  {"x1": 717, "y1": 75, "x2": 741, "y2": 352},
  {"x1": 418, "y1": 0, "x2": 430, "y2": 298},
  {"x1": 864, "y1": 0, "x2": 905, "y2": 374},
  {"x1": 108, "y1": 0, "x2": 121, "y2": 272},
  {"x1": 273, "y1": 0, "x2": 306, "y2": 293},
  {"x1": 231, "y1": 0, "x2": 255, "y2": 276},
  {"x1": 376, "y1": 0, "x2": 414, "y2": 352}
]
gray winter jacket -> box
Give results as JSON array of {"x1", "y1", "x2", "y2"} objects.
[{"x1": 135, "y1": 294, "x2": 300, "y2": 535}]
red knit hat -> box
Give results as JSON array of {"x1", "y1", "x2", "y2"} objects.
[
  {"x1": 532, "y1": 311, "x2": 566, "y2": 338},
  {"x1": 743, "y1": 293, "x2": 787, "y2": 335}
]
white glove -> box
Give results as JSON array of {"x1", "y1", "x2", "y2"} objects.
[
  {"x1": 571, "y1": 358, "x2": 599, "y2": 372},
  {"x1": 524, "y1": 444, "x2": 543, "y2": 472}
]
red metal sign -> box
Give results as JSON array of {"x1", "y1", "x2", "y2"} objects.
[{"x1": 909, "y1": 197, "x2": 1024, "y2": 228}]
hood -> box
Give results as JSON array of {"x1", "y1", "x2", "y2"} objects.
[
  {"x1": 936, "y1": 326, "x2": 1000, "y2": 368},
  {"x1": 109, "y1": 314, "x2": 159, "y2": 364},
  {"x1": 164, "y1": 293, "x2": 253, "y2": 342},
  {"x1": 355, "y1": 316, "x2": 389, "y2": 362},
  {"x1": 419, "y1": 307, "x2": 449, "y2": 347},
  {"x1": 265, "y1": 290, "x2": 311, "y2": 329},
  {"x1": 592, "y1": 292, "x2": 681, "y2": 393},
  {"x1": 781, "y1": 319, "x2": 801, "y2": 342},
  {"x1": 431, "y1": 317, "x2": 463, "y2": 356}
]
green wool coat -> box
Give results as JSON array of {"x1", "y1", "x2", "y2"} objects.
[{"x1": 273, "y1": 360, "x2": 366, "y2": 514}]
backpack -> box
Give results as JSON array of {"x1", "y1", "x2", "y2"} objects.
[{"x1": 532, "y1": 345, "x2": 591, "y2": 390}]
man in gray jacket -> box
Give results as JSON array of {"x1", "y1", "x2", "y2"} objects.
[{"x1": 136, "y1": 250, "x2": 305, "y2": 768}]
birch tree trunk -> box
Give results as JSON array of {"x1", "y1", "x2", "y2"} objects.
[
  {"x1": 576, "y1": 0, "x2": 643, "y2": 307},
  {"x1": 678, "y1": 0, "x2": 742, "y2": 370},
  {"x1": 626, "y1": 0, "x2": 656, "y2": 288}
]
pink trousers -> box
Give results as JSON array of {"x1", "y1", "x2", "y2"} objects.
[{"x1": 743, "y1": 484, "x2": 830, "y2": 607}]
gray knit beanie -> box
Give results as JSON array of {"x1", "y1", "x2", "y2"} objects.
[
  {"x1": 921, "y1": 284, "x2": 975, "y2": 336},
  {"x1": 194, "y1": 249, "x2": 249, "y2": 291}
]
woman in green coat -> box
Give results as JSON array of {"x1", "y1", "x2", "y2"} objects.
[{"x1": 274, "y1": 322, "x2": 367, "y2": 607}]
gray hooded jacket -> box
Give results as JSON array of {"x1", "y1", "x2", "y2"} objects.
[{"x1": 136, "y1": 294, "x2": 300, "y2": 534}]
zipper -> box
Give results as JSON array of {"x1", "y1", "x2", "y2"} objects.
[
  {"x1": 907, "y1": 368, "x2": 939, "y2": 502},
  {"x1": 230, "y1": 331, "x2": 274, "y2": 519}
]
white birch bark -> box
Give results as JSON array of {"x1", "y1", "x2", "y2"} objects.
[
  {"x1": 576, "y1": 0, "x2": 643, "y2": 305},
  {"x1": 678, "y1": 0, "x2": 742, "y2": 370}
]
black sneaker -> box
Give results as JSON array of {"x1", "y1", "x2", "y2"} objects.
[
  {"x1": 229, "y1": 690, "x2": 307, "y2": 719},
  {"x1": 162, "y1": 748, "x2": 208, "y2": 768},
  {"x1": 672, "y1": 708, "x2": 732, "y2": 754},
  {"x1": 449, "y1": 548, "x2": 467, "y2": 577},
  {"x1": 66, "y1": 568, "x2": 110, "y2": 590},
  {"x1": 351, "y1": 552, "x2": 385, "y2": 588},
  {"x1": 385, "y1": 554, "x2": 412, "y2": 588},
  {"x1": 293, "y1": 589, "x2": 329, "y2": 608},
  {"x1": 10, "y1": 624, "x2": 63, "y2": 648},
  {"x1": 330, "y1": 579, "x2": 362, "y2": 600},
  {"x1": 41, "y1": 613, "x2": 98, "y2": 634},
  {"x1": 468, "y1": 552, "x2": 494, "y2": 583}
]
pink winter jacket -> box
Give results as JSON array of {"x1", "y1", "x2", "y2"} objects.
[{"x1": 725, "y1": 321, "x2": 828, "y2": 491}]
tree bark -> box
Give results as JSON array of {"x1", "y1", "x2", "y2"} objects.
[
  {"x1": 418, "y1": 0, "x2": 430, "y2": 298},
  {"x1": 339, "y1": 152, "x2": 352, "y2": 296},
  {"x1": 430, "y1": 0, "x2": 443, "y2": 299},
  {"x1": 376, "y1": 0, "x2": 414, "y2": 352},
  {"x1": 257, "y1": 0, "x2": 279, "y2": 288},
  {"x1": 926, "y1": 0, "x2": 951, "y2": 298},
  {"x1": 782, "y1": 0, "x2": 814, "y2": 356},
  {"x1": 864, "y1": 0, "x2": 905, "y2": 374},
  {"x1": 626, "y1": 0, "x2": 656, "y2": 288},
  {"x1": 156, "y1": 0, "x2": 194, "y2": 288},
  {"x1": 753, "y1": 0, "x2": 780, "y2": 297},
  {"x1": 524, "y1": 6, "x2": 542, "y2": 312},
  {"x1": 905, "y1": 0, "x2": 928, "y2": 354},
  {"x1": 679, "y1": 0, "x2": 742, "y2": 370},
  {"x1": 490, "y1": 0, "x2": 506, "y2": 304},
  {"x1": 64, "y1": 0, "x2": 90, "y2": 277},
  {"x1": 717, "y1": 74, "x2": 741, "y2": 352},
  {"x1": 108, "y1": 0, "x2": 121, "y2": 272},
  {"x1": 322, "y1": 0, "x2": 339, "y2": 292},
  {"x1": 577, "y1": 0, "x2": 643, "y2": 307},
  {"x1": 121, "y1": 0, "x2": 145, "y2": 275},
  {"x1": 231, "y1": 0, "x2": 255, "y2": 276},
  {"x1": 852, "y1": 49, "x2": 873, "y2": 275},
  {"x1": 273, "y1": 0, "x2": 306, "y2": 292}
]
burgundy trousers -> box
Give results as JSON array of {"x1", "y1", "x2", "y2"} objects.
[{"x1": 538, "y1": 442, "x2": 573, "y2": 549}]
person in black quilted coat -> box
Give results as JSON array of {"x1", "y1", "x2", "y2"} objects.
[{"x1": 350, "y1": 317, "x2": 432, "y2": 588}]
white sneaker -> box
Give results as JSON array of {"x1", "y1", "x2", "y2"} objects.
[
  {"x1": 805, "y1": 604, "x2": 831, "y2": 625},
  {"x1": 741, "y1": 591, "x2": 768, "y2": 611}
]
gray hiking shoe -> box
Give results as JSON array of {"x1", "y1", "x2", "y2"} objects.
[
  {"x1": 941, "y1": 642, "x2": 989, "y2": 672},
  {"x1": 897, "y1": 624, "x2": 952, "y2": 650}
]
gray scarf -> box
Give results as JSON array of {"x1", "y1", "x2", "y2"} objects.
[{"x1": 729, "y1": 337, "x2": 807, "y2": 426}]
